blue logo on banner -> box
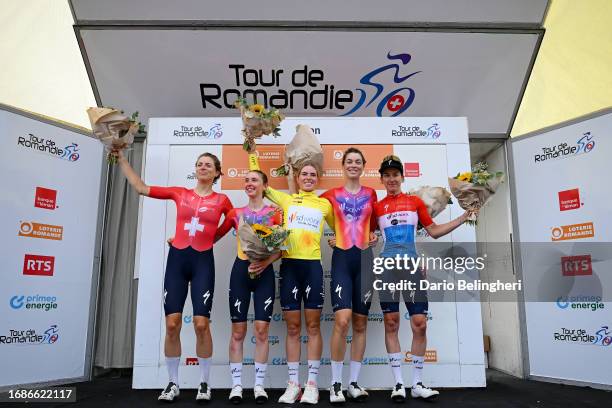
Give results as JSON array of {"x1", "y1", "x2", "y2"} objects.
[
  {"x1": 10, "y1": 296, "x2": 25, "y2": 309},
  {"x1": 343, "y1": 52, "x2": 420, "y2": 117}
]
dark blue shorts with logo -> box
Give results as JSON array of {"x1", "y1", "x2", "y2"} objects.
[
  {"x1": 163, "y1": 246, "x2": 215, "y2": 318},
  {"x1": 379, "y1": 265, "x2": 429, "y2": 316},
  {"x1": 330, "y1": 246, "x2": 374, "y2": 316},
  {"x1": 229, "y1": 258, "x2": 275, "y2": 323},
  {"x1": 279, "y1": 258, "x2": 324, "y2": 311}
]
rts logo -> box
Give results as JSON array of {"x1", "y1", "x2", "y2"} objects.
[
  {"x1": 23, "y1": 254, "x2": 55, "y2": 276},
  {"x1": 34, "y1": 187, "x2": 57, "y2": 210},
  {"x1": 561, "y1": 255, "x2": 592, "y2": 276},
  {"x1": 343, "y1": 52, "x2": 420, "y2": 117},
  {"x1": 185, "y1": 357, "x2": 199, "y2": 365},
  {"x1": 558, "y1": 189, "x2": 581, "y2": 211}
]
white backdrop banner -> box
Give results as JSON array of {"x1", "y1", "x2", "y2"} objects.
[
  {"x1": 511, "y1": 110, "x2": 612, "y2": 387},
  {"x1": 133, "y1": 116, "x2": 484, "y2": 389},
  {"x1": 0, "y1": 108, "x2": 104, "y2": 387}
]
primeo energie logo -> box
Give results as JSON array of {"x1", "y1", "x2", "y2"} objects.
[{"x1": 10, "y1": 295, "x2": 58, "y2": 311}]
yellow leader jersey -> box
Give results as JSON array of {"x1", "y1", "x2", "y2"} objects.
[{"x1": 249, "y1": 154, "x2": 333, "y2": 260}]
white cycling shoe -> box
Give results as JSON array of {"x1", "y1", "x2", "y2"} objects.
[
  {"x1": 228, "y1": 384, "x2": 242, "y2": 404},
  {"x1": 329, "y1": 382, "x2": 345, "y2": 404},
  {"x1": 300, "y1": 381, "x2": 319, "y2": 404},
  {"x1": 158, "y1": 382, "x2": 180, "y2": 402},
  {"x1": 347, "y1": 382, "x2": 369, "y2": 401},
  {"x1": 410, "y1": 382, "x2": 440, "y2": 399},
  {"x1": 390, "y1": 383, "x2": 406, "y2": 402},
  {"x1": 278, "y1": 381, "x2": 302, "y2": 404},
  {"x1": 196, "y1": 382, "x2": 212, "y2": 401},
  {"x1": 254, "y1": 385, "x2": 268, "y2": 404}
]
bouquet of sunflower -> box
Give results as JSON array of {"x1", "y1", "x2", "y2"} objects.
[
  {"x1": 234, "y1": 97, "x2": 284, "y2": 152},
  {"x1": 87, "y1": 107, "x2": 145, "y2": 164},
  {"x1": 237, "y1": 213, "x2": 290, "y2": 278},
  {"x1": 448, "y1": 162, "x2": 504, "y2": 226}
]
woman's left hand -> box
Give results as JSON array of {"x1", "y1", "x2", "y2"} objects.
[
  {"x1": 248, "y1": 260, "x2": 268, "y2": 275},
  {"x1": 368, "y1": 232, "x2": 378, "y2": 247}
]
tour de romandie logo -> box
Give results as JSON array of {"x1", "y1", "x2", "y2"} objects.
[{"x1": 199, "y1": 51, "x2": 421, "y2": 117}]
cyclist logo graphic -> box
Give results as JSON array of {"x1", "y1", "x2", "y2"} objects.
[
  {"x1": 593, "y1": 326, "x2": 612, "y2": 347},
  {"x1": 61, "y1": 143, "x2": 80, "y2": 162},
  {"x1": 427, "y1": 123, "x2": 441, "y2": 139},
  {"x1": 343, "y1": 52, "x2": 421, "y2": 117},
  {"x1": 41, "y1": 324, "x2": 59, "y2": 344}
]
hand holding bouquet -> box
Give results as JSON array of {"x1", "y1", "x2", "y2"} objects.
[
  {"x1": 234, "y1": 98, "x2": 284, "y2": 152},
  {"x1": 275, "y1": 124, "x2": 324, "y2": 176},
  {"x1": 448, "y1": 162, "x2": 504, "y2": 225},
  {"x1": 87, "y1": 107, "x2": 144, "y2": 164},
  {"x1": 237, "y1": 214, "x2": 290, "y2": 278}
]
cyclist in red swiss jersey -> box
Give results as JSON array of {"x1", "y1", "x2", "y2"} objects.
[
  {"x1": 114, "y1": 150, "x2": 232, "y2": 403},
  {"x1": 374, "y1": 155, "x2": 472, "y2": 402}
]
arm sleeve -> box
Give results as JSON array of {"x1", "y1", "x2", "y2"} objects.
[
  {"x1": 215, "y1": 208, "x2": 235, "y2": 241},
  {"x1": 369, "y1": 190, "x2": 379, "y2": 231},
  {"x1": 415, "y1": 197, "x2": 434, "y2": 228},
  {"x1": 319, "y1": 189, "x2": 332, "y2": 202},
  {"x1": 323, "y1": 200, "x2": 335, "y2": 230},
  {"x1": 248, "y1": 153, "x2": 261, "y2": 171},
  {"x1": 148, "y1": 186, "x2": 181, "y2": 201},
  {"x1": 271, "y1": 207, "x2": 283, "y2": 226}
]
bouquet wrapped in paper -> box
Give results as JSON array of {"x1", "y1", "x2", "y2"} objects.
[
  {"x1": 86, "y1": 107, "x2": 144, "y2": 164},
  {"x1": 448, "y1": 162, "x2": 504, "y2": 225},
  {"x1": 237, "y1": 216, "x2": 290, "y2": 278},
  {"x1": 275, "y1": 124, "x2": 324, "y2": 176},
  {"x1": 234, "y1": 98, "x2": 284, "y2": 151},
  {"x1": 408, "y1": 186, "x2": 452, "y2": 229}
]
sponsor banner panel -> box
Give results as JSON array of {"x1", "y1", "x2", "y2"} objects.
[
  {"x1": 511, "y1": 111, "x2": 612, "y2": 386},
  {"x1": 0, "y1": 109, "x2": 104, "y2": 386}
]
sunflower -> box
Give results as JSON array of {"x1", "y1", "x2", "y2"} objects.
[
  {"x1": 252, "y1": 223, "x2": 272, "y2": 238},
  {"x1": 457, "y1": 172, "x2": 472, "y2": 182},
  {"x1": 249, "y1": 104, "x2": 265, "y2": 115}
]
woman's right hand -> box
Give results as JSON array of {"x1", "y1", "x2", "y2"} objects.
[
  {"x1": 247, "y1": 141, "x2": 257, "y2": 154},
  {"x1": 109, "y1": 148, "x2": 125, "y2": 162},
  {"x1": 327, "y1": 235, "x2": 336, "y2": 248}
]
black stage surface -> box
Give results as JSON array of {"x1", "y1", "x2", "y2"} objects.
[{"x1": 5, "y1": 370, "x2": 610, "y2": 407}]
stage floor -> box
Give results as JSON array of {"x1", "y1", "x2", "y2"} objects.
[{"x1": 11, "y1": 369, "x2": 612, "y2": 407}]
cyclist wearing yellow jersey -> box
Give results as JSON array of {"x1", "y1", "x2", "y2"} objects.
[{"x1": 248, "y1": 150, "x2": 333, "y2": 405}]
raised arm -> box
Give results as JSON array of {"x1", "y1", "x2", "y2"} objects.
[
  {"x1": 114, "y1": 150, "x2": 150, "y2": 196},
  {"x1": 287, "y1": 165, "x2": 297, "y2": 195}
]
